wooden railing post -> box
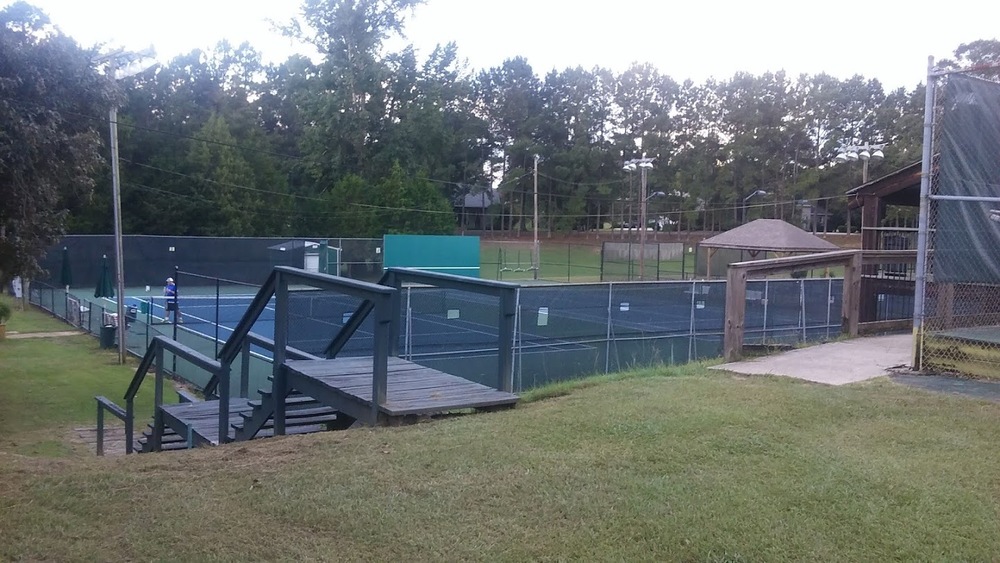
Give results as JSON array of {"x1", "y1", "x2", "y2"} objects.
[
  {"x1": 217, "y1": 362, "x2": 231, "y2": 444},
  {"x1": 371, "y1": 292, "x2": 392, "y2": 425},
  {"x1": 842, "y1": 252, "x2": 863, "y2": 336},
  {"x1": 240, "y1": 339, "x2": 251, "y2": 398},
  {"x1": 273, "y1": 273, "x2": 289, "y2": 436},
  {"x1": 152, "y1": 346, "x2": 164, "y2": 451},
  {"x1": 724, "y1": 265, "x2": 748, "y2": 362},
  {"x1": 386, "y1": 271, "x2": 401, "y2": 357},
  {"x1": 125, "y1": 397, "x2": 134, "y2": 455},
  {"x1": 96, "y1": 403, "x2": 105, "y2": 456}
]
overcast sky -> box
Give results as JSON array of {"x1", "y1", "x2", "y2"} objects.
[{"x1": 7, "y1": 0, "x2": 999, "y2": 91}]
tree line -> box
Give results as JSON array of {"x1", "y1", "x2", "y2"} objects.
[{"x1": 2, "y1": 0, "x2": 999, "y2": 282}]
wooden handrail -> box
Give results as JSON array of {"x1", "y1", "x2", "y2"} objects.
[
  {"x1": 723, "y1": 250, "x2": 918, "y2": 362},
  {"x1": 384, "y1": 268, "x2": 519, "y2": 393},
  {"x1": 95, "y1": 396, "x2": 128, "y2": 456},
  {"x1": 217, "y1": 271, "x2": 277, "y2": 364}
]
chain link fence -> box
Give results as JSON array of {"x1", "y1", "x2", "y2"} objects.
[
  {"x1": 30, "y1": 275, "x2": 845, "y2": 394},
  {"x1": 918, "y1": 72, "x2": 1000, "y2": 378}
]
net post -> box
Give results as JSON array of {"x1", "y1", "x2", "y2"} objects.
[
  {"x1": 172, "y1": 266, "x2": 178, "y2": 374},
  {"x1": 214, "y1": 277, "x2": 221, "y2": 359}
]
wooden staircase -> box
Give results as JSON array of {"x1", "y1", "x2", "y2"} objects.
[{"x1": 232, "y1": 388, "x2": 354, "y2": 441}]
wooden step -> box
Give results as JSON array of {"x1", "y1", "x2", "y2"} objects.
[
  {"x1": 247, "y1": 395, "x2": 314, "y2": 409},
  {"x1": 233, "y1": 407, "x2": 339, "y2": 431}
]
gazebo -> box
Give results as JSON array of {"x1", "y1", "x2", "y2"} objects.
[{"x1": 699, "y1": 219, "x2": 840, "y2": 278}]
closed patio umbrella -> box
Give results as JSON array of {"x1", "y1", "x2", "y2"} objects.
[
  {"x1": 59, "y1": 247, "x2": 73, "y2": 290},
  {"x1": 94, "y1": 254, "x2": 114, "y2": 299}
]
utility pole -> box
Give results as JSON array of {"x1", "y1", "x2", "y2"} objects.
[
  {"x1": 94, "y1": 47, "x2": 156, "y2": 364},
  {"x1": 533, "y1": 154, "x2": 540, "y2": 280}
]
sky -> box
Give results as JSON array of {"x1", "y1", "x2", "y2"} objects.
[{"x1": 6, "y1": 0, "x2": 1000, "y2": 91}]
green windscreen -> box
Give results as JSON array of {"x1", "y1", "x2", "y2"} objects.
[{"x1": 383, "y1": 234, "x2": 480, "y2": 278}]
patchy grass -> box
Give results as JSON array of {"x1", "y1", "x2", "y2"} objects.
[
  {"x1": 1, "y1": 294, "x2": 71, "y2": 334},
  {"x1": 2, "y1": 349, "x2": 1000, "y2": 559},
  {"x1": 0, "y1": 303, "x2": 157, "y2": 456}
]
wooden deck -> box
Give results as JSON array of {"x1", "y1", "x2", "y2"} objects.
[
  {"x1": 150, "y1": 356, "x2": 518, "y2": 449},
  {"x1": 284, "y1": 356, "x2": 519, "y2": 425}
]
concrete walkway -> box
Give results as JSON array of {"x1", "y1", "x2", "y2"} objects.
[
  {"x1": 711, "y1": 333, "x2": 912, "y2": 385},
  {"x1": 6, "y1": 330, "x2": 86, "y2": 340}
]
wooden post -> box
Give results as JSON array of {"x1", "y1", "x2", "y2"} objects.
[
  {"x1": 273, "y1": 273, "x2": 288, "y2": 436},
  {"x1": 125, "y1": 397, "x2": 134, "y2": 455},
  {"x1": 239, "y1": 340, "x2": 250, "y2": 398},
  {"x1": 96, "y1": 404, "x2": 104, "y2": 456},
  {"x1": 371, "y1": 292, "x2": 391, "y2": 425},
  {"x1": 723, "y1": 265, "x2": 748, "y2": 362},
  {"x1": 386, "y1": 271, "x2": 401, "y2": 357},
  {"x1": 152, "y1": 346, "x2": 164, "y2": 451},
  {"x1": 841, "y1": 252, "x2": 862, "y2": 336},
  {"x1": 217, "y1": 362, "x2": 230, "y2": 444}
]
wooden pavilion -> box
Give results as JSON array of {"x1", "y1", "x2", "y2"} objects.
[{"x1": 699, "y1": 219, "x2": 839, "y2": 278}]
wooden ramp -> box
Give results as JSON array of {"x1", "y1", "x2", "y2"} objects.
[{"x1": 284, "y1": 356, "x2": 519, "y2": 425}]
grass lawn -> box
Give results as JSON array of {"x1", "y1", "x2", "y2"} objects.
[
  {"x1": 0, "y1": 301, "x2": 157, "y2": 457},
  {"x1": 1, "y1": 293, "x2": 73, "y2": 334},
  {"x1": 2, "y1": 329, "x2": 1000, "y2": 560}
]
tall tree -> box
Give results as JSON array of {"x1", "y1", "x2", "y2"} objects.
[{"x1": 0, "y1": 2, "x2": 115, "y2": 286}]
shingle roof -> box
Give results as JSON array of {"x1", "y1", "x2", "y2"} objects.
[{"x1": 699, "y1": 219, "x2": 840, "y2": 253}]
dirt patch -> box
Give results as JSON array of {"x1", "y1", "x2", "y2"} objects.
[
  {"x1": 71, "y1": 426, "x2": 129, "y2": 456},
  {"x1": 890, "y1": 373, "x2": 1000, "y2": 403},
  {"x1": 7, "y1": 330, "x2": 86, "y2": 339}
]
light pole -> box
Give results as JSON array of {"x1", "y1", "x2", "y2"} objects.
[
  {"x1": 837, "y1": 142, "x2": 886, "y2": 233},
  {"x1": 743, "y1": 189, "x2": 768, "y2": 223},
  {"x1": 94, "y1": 47, "x2": 156, "y2": 364},
  {"x1": 624, "y1": 157, "x2": 655, "y2": 279},
  {"x1": 836, "y1": 142, "x2": 885, "y2": 184}
]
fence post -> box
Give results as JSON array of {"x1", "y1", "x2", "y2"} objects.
[
  {"x1": 656, "y1": 243, "x2": 661, "y2": 281},
  {"x1": 566, "y1": 243, "x2": 571, "y2": 282},
  {"x1": 724, "y1": 265, "x2": 748, "y2": 362},
  {"x1": 604, "y1": 282, "x2": 613, "y2": 374},
  {"x1": 842, "y1": 252, "x2": 862, "y2": 336},
  {"x1": 498, "y1": 287, "x2": 516, "y2": 393},
  {"x1": 600, "y1": 242, "x2": 605, "y2": 282},
  {"x1": 273, "y1": 272, "x2": 288, "y2": 435}
]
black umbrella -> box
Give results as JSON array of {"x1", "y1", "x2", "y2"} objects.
[
  {"x1": 94, "y1": 254, "x2": 115, "y2": 299},
  {"x1": 59, "y1": 247, "x2": 73, "y2": 289}
]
